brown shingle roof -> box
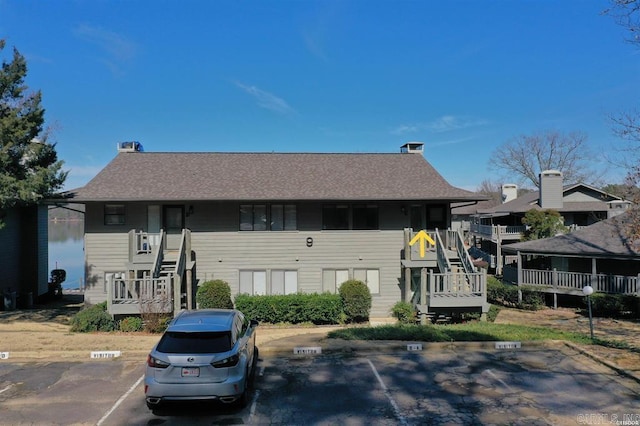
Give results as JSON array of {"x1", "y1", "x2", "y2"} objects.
[
  {"x1": 502, "y1": 212, "x2": 640, "y2": 258},
  {"x1": 478, "y1": 184, "x2": 622, "y2": 215},
  {"x1": 69, "y1": 152, "x2": 484, "y2": 202}
]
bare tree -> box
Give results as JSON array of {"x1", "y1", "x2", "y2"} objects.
[
  {"x1": 488, "y1": 130, "x2": 595, "y2": 188},
  {"x1": 475, "y1": 179, "x2": 503, "y2": 206},
  {"x1": 603, "y1": 0, "x2": 640, "y2": 46}
]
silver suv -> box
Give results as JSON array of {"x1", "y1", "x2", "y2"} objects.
[{"x1": 144, "y1": 309, "x2": 259, "y2": 410}]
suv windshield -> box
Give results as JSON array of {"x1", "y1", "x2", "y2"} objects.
[{"x1": 156, "y1": 331, "x2": 232, "y2": 354}]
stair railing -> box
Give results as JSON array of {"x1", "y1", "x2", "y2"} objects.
[
  {"x1": 452, "y1": 229, "x2": 477, "y2": 275},
  {"x1": 151, "y1": 229, "x2": 166, "y2": 279},
  {"x1": 433, "y1": 228, "x2": 452, "y2": 273}
]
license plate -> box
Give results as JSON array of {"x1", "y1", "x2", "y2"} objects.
[{"x1": 181, "y1": 367, "x2": 200, "y2": 377}]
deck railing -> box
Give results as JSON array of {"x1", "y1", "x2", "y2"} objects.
[
  {"x1": 108, "y1": 275, "x2": 173, "y2": 314},
  {"x1": 469, "y1": 223, "x2": 525, "y2": 241},
  {"x1": 503, "y1": 265, "x2": 640, "y2": 295}
]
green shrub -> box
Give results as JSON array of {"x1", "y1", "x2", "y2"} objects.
[
  {"x1": 119, "y1": 316, "x2": 144, "y2": 332},
  {"x1": 142, "y1": 314, "x2": 172, "y2": 333},
  {"x1": 197, "y1": 279, "x2": 233, "y2": 309},
  {"x1": 487, "y1": 304, "x2": 501, "y2": 323},
  {"x1": 70, "y1": 302, "x2": 116, "y2": 332},
  {"x1": 487, "y1": 277, "x2": 544, "y2": 310},
  {"x1": 338, "y1": 279, "x2": 372, "y2": 323},
  {"x1": 235, "y1": 293, "x2": 342, "y2": 324},
  {"x1": 589, "y1": 294, "x2": 640, "y2": 318},
  {"x1": 391, "y1": 301, "x2": 415, "y2": 324}
]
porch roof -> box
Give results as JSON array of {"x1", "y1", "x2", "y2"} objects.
[
  {"x1": 66, "y1": 151, "x2": 487, "y2": 203},
  {"x1": 502, "y1": 212, "x2": 640, "y2": 259}
]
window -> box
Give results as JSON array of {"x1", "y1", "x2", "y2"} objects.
[
  {"x1": 270, "y1": 204, "x2": 297, "y2": 231},
  {"x1": 353, "y1": 204, "x2": 378, "y2": 230},
  {"x1": 322, "y1": 269, "x2": 349, "y2": 293},
  {"x1": 239, "y1": 270, "x2": 267, "y2": 295},
  {"x1": 427, "y1": 205, "x2": 447, "y2": 230},
  {"x1": 271, "y1": 270, "x2": 298, "y2": 295},
  {"x1": 104, "y1": 204, "x2": 125, "y2": 225},
  {"x1": 240, "y1": 205, "x2": 267, "y2": 231},
  {"x1": 240, "y1": 204, "x2": 296, "y2": 231},
  {"x1": 156, "y1": 331, "x2": 232, "y2": 354},
  {"x1": 354, "y1": 269, "x2": 380, "y2": 294},
  {"x1": 322, "y1": 204, "x2": 349, "y2": 230}
]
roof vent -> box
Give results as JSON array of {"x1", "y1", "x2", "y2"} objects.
[
  {"x1": 117, "y1": 141, "x2": 143, "y2": 153},
  {"x1": 400, "y1": 142, "x2": 424, "y2": 154}
]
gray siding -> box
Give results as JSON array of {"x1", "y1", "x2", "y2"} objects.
[
  {"x1": 83, "y1": 232, "x2": 129, "y2": 305},
  {"x1": 37, "y1": 205, "x2": 49, "y2": 296},
  {"x1": 191, "y1": 230, "x2": 404, "y2": 317},
  {"x1": 0, "y1": 209, "x2": 20, "y2": 295},
  {"x1": 0, "y1": 205, "x2": 48, "y2": 299},
  {"x1": 83, "y1": 200, "x2": 439, "y2": 316}
]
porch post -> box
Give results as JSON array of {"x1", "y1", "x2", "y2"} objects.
[
  {"x1": 496, "y1": 230, "x2": 503, "y2": 276},
  {"x1": 517, "y1": 251, "x2": 523, "y2": 304},
  {"x1": 552, "y1": 268, "x2": 558, "y2": 309},
  {"x1": 420, "y1": 268, "x2": 428, "y2": 325},
  {"x1": 404, "y1": 267, "x2": 411, "y2": 303},
  {"x1": 592, "y1": 258, "x2": 598, "y2": 292}
]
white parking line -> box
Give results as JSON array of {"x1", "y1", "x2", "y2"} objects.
[
  {"x1": 366, "y1": 359, "x2": 407, "y2": 426},
  {"x1": 248, "y1": 389, "x2": 260, "y2": 423},
  {"x1": 96, "y1": 374, "x2": 144, "y2": 426},
  {"x1": 484, "y1": 369, "x2": 514, "y2": 393}
]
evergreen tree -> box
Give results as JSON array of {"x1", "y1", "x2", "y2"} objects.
[{"x1": 0, "y1": 39, "x2": 66, "y2": 228}]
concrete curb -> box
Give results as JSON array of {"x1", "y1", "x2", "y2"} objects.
[
  {"x1": 563, "y1": 341, "x2": 640, "y2": 385},
  {"x1": 258, "y1": 338, "x2": 553, "y2": 356}
]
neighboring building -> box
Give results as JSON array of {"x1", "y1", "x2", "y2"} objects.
[
  {"x1": 67, "y1": 142, "x2": 489, "y2": 318},
  {"x1": 502, "y1": 211, "x2": 640, "y2": 305},
  {"x1": 0, "y1": 204, "x2": 49, "y2": 309},
  {"x1": 468, "y1": 170, "x2": 631, "y2": 274}
]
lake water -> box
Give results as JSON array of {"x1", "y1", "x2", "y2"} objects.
[{"x1": 48, "y1": 220, "x2": 85, "y2": 290}]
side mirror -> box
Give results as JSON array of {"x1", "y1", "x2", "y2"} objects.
[{"x1": 250, "y1": 319, "x2": 259, "y2": 327}]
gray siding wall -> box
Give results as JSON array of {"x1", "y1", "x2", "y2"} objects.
[
  {"x1": 0, "y1": 208, "x2": 20, "y2": 295},
  {"x1": 83, "y1": 201, "x2": 435, "y2": 316},
  {"x1": 36, "y1": 205, "x2": 49, "y2": 296}
]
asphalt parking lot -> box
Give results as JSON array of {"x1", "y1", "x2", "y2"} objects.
[{"x1": 1, "y1": 342, "x2": 639, "y2": 426}]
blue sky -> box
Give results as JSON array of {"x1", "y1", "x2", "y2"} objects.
[{"x1": 1, "y1": 0, "x2": 638, "y2": 191}]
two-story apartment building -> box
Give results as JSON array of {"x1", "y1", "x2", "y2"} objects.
[
  {"x1": 67, "y1": 142, "x2": 489, "y2": 318},
  {"x1": 467, "y1": 171, "x2": 630, "y2": 275}
]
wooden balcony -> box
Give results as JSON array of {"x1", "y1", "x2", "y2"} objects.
[{"x1": 469, "y1": 222, "x2": 525, "y2": 242}]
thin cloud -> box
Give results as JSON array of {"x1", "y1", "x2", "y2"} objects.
[
  {"x1": 235, "y1": 82, "x2": 296, "y2": 115},
  {"x1": 391, "y1": 115, "x2": 489, "y2": 135},
  {"x1": 73, "y1": 24, "x2": 136, "y2": 74},
  {"x1": 427, "y1": 115, "x2": 489, "y2": 133},
  {"x1": 427, "y1": 136, "x2": 475, "y2": 147}
]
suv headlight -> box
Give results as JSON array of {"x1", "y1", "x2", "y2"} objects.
[{"x1": 211, "y1": 354, "x2": 239, "y2": 368}]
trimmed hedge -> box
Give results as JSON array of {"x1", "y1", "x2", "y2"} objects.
[
  {"x1": 197, "y1": 279, "x2": 234, "y2": 309},
  {"x1": 339, "y1": 279, "x2": 372, "y2": 323},
  {"x1": 234, "y1": 293, "x2": 343, "y2": 324}
]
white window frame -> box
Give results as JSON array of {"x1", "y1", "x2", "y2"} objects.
[{"x1": 239, "y1": 270, "x2": 267, "y2": 295}]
